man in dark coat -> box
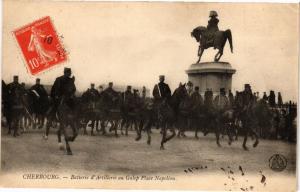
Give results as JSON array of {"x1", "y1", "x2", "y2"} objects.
[
  {"x1": 262, "y1": 92, "x2": 268, "y2": 102},
  {"x1": 204, "y1": 88, "x2": 213, "y2": 107},
  {"x1": 84, "y1": 83, "x2": 100, "y2": 101},
  {"x1": 7, "y1": 76, "x2": 24, "y2": 105},
  {"x1": 7, "y1": 76, "x2": 26, "y2": 136},
  {"x1": 191, "y1": 86, "x2": 203, "y2": 108},
  {"x1": 30, "y1": 78, "x2": 48, "y2": 98},
  {"x1": 50, "y1": 67, "x2": 76, "y2": 109},
  {"x1": 152, "y1": 75, "x2": 171, "y2": 103},
  {"x1": 268, "y1": 90, "x2": 276, "y2": 107},
  {"x1": 121, "y1": 85, "x2": 134, "y2": 111}
]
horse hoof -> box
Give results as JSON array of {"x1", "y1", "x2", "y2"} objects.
[
  {"x1": 66, "y1": 151, "x2": 73, "y2": 155},
  {"x1": 228, "y1": 141, "x2": 232, "y2": 146},
  {"x1": 43, "y1": 135, "x2": 48, "y2": 140},
  {"x1": 147, "y1": 139, "x2": 151, "y2": 145},
  {"x1": 253, "y1": 141, "x2": 259, "y2": 148},
  {"x1": 125, "y1": 133, "x2": 128, "y2": 136},
  {"x1": 115, "y1": 134, "x2": 119, "y2": 138},
  {"x1": 135, "y1": 136, "x2": 141, "y2": 141},
  {"x1": 243, "y1": 146, "x2": 249, "y2": 151},
  {"x1": 217, "y1": 143, "x2": 221, "y2": 147},
  {"x1": 160, "y1": 146, "x2": 165, "y2": 150}
]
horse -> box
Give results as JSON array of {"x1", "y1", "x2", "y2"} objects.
[
  {"x1": 191, "y1": 26, "x2": 233, "y2": 63},
  {"x1": 100, "y1": 91, "x2": 123, "y2": 137},
  {"x1": 55, "y1": 77, "x2": 79, "y2": 155},
  {"x1": 27, "y1": 89, "x2": 51, "y2": 129},
  {"x1": 6, "y1": 86, "x2": 33, "y2": 137},
  {"x1": 136, "y1": 84, "x2": 187, "y2": 149},
  {"x1": 234, "y1": 92, "x2": 259, "y2": 151},
  {"x1": 80, "y1": 91, "x2": 103, "y2": 135}
]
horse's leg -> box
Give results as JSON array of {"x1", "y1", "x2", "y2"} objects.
[
  {"x1": 65, "y1": 139, "x2": 72, "y2": 155},
  {"x1": 101, "y1": 120, "x2": 106, "y2": 135},
  {"x1": 251, "y1": 128, "x2": 259, "y2": 148},
  {"x1": 226, "y1": 123, "x2": 233, "y2": 145},
  {"x1": 242, "y1": 126, "x2": 249, "y2": 151},
  {"x1": 146, "y1": 125, "x2": 151, "y2": 145},
  {"x1": 57, "y1": 126, "x2": 64, "y2": 150},
  {"x1": 165, "y1": 124, "x2": 176, "y2": 143},
  {"x1": 197, "y1": 46, "x2": 204, "y2": 63},
  {"x1": 91, "y1": 119, "x2": 96, "y2": 136},
  {"x1": 120, "y1": 118, "x2": 125, "y2": 135},
  {"x1": 125, "y1": 119, "x2": 130, "y2": 136},
  {"x1": 215, "y1": 119, "x2": 221, "y2": 147},
  {"x1": 160, "y1": 123, "x2": 167, "y2": 150},
  {"x1": 114, "y1": 120, "x2": 119, "y2": 137}
]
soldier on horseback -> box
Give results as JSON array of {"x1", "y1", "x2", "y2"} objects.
[
  {"x1": 50, "y1": 67, "x2": 76, "y2": 110},
  {"x1": 30, "y1": 78, "x2": 48, "y2": 98},
  {"x1": 7, "y1": 76, "x2": 25, "y2": 136},
  {"x1": 214, "y1": 88, "x2": 232, "y2": 146},
  {"x1": 85, "y1": 83, "x2": 100, "y2": 100},
  {"x1": 29, "y1": 78, "x2": 49, "y2": 129},
  {"x1": 152, "y1": 75, "x2": 171, "y2": 103},
  {"x1": 240, "y1": 84, "x2": 259, "y2": 150},
  {"x1": 121, "y1": 86, "x2": 135, "y2": 132}
]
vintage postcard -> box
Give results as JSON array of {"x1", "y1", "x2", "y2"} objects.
[{"x1": 1, "y1": 0, "x2": 298, "y2": 191}]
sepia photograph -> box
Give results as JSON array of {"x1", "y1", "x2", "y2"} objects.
[{"x1": 0, "y1": 0, "x2": 298, "y2": 191}]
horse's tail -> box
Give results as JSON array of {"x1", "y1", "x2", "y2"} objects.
[{"x1": 226, "y1": 29, "x2": 233, "y2": 53}]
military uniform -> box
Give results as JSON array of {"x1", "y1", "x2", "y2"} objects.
[
  {"x1": 30, "y1": 84, "x2": 48, "y2": 98},
  {"x1": 85, "y1": 88, "x2": 100, "y2": 101},
  {"x1": 7, "y1": 81, "x2": 24, "y2": 106},
  {"x1": 121, "y1": 89, "x2": 134, "y2": 111},
  {"x1": 51, "y1": 75, "x2": 76, "y2": 102},
  {"x1": 152, "y1": 82, "x2": 171, "y2": 102},
  {"x1": 214, "y1": 90, "x2": 229, "y2": 113},
  {"x1": 204, "y1": 89, "x2": 213, "y2": 107}
]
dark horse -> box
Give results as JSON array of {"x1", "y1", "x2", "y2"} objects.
[
  {"x1": 234, "y1": 92, "x2": 259, "y2": 150},
  {"x1": 56, "y1": 77, "x2": 79, "y2": 155},
  {"x1": 191, "y1": 26, "x2": 233, "y2": 63},
  {"x1": 136, "y1": 84, "x2": 188, "y2": 150}
]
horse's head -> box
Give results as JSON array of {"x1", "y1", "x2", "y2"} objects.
[
  {"x1": 174, "y1": 83, "x2": 188, "y2": 100},
  {"x1": 191, "y1": 26, "x2": 206, "y2": 42}
]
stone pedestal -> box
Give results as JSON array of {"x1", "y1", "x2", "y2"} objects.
[{"x1": 186, "y1": 62, "x2": 236, "y2": 95}]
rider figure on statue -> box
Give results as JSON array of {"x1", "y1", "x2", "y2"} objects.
[{"x1": 205, "y1": 10, "x2": 219, "y2": 47}]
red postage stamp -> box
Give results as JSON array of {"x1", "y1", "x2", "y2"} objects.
[{"x1": 13, "y1": 16, "x2": 67, "y2": 75}]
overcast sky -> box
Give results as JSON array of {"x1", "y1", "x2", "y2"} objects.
[{"x1": 3, "y1": 1, "x2": 299, "y2": 101}]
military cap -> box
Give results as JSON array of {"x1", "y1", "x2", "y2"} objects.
[
  {"x1": 64, "y1": 67, "x2": 71, "y2": 73},
  {"x1": 209, "y1": 10, "x2": 218, "y2": 17},
  {"x1": 36, "y1": 78, "x2": 40, "y2": 81},
  {"x1": 127, "y1": 85, "x2": 132, "y2": 89},
  {"x1": 187, "y1": 81, "x2": 193, "y2": 86},
  {"x1": 13, "y1": 75, "x2": 18, "y2": 79},
  {"x1": 159, "y1": 75, "x2": 165, "y2": 78},
  {"x1": 108, "y1": 82, "x2": 113, "y2": 85},
  {"x1": 244, "y1": 84, "x2": 251, "y2": 88}
]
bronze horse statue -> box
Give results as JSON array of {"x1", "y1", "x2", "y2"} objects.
[{"x1": 191, "y1": 26, "x2": 233, "y2": 63}]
